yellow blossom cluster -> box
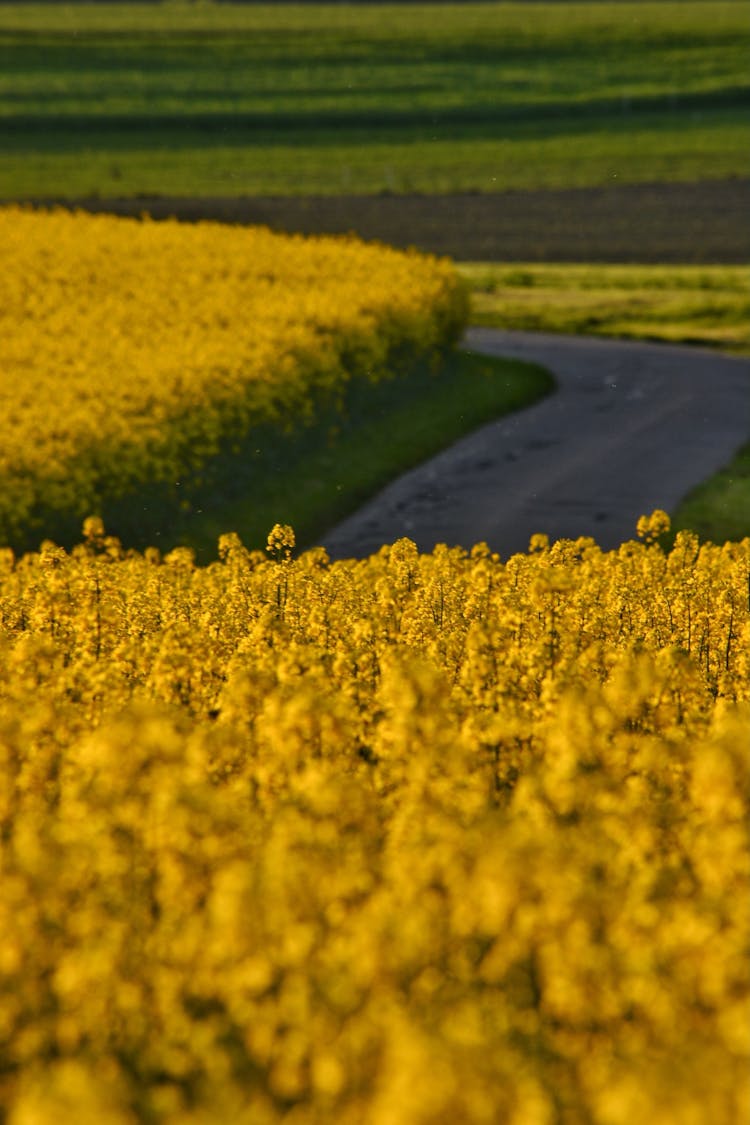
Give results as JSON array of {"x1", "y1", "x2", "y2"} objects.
[
  {"x1": 0, "y1": 515, "x2": 748, "y2": 1124},
  {"x1": 0, "y1": 208, "x2": 467, "y2": 545}
]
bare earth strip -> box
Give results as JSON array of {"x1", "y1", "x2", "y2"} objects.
[
  {"x1": 21, "y1": 178, "x2": 750, "y2": 262},
  {"x1": 321, "y1": 329, "x2": 750, "y2": 560}
]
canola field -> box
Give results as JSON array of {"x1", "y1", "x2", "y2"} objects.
[
  {"x1": 2, "y1": 205, "x2": 748, "y2": 1123},
  {"x1": 0, "y1": 208, "x2": 466, "y2": 547},
  {"x1": 0, "y1": 513, "x2": 748, "y2": 1124}
]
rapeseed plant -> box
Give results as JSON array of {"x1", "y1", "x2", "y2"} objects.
[
  {"x1": 0, "y1": 208, "x2": 466, "y2": 546},
  {"x1": 0, "y1": 515, "x2": 747, "y2": 1123}
]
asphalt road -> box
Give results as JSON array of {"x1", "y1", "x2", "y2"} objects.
[{"x1": 321, "y1": 329, "x2": 750, "y2": 560}]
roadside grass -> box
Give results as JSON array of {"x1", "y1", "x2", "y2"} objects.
[
  {"x1": 671, "y1": 446, "x2": 750, "y2": 545},
  {"x1": 1, "y1": 1, "x2": 748, "y2": 198},
  {"x1": 29, "y1": 349, "x2": 552, "y2": 563},
  {"x1": 457, "y1": 263, "x2": 750, "y2": 353}
]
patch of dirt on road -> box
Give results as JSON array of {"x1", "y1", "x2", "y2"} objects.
[{"x1": 19, "y1": 179, "x2": 750, "y2": 262}]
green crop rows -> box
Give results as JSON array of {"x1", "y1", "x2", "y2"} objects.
[{"x1": 1, "y1": 1, "x2": 748, "y2": 198}]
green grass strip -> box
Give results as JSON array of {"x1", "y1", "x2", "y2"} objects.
[
  {"x1": 2, "y1": 109, "x2": 747, "y2": 199},
  {"x1": 672, "y1": 445, "x2": 750, "y2": 545},
  {"x1": 458, "y1": 262, "x2": 750, "y2": 353}
]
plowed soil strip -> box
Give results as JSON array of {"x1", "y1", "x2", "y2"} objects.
[{"x1": 17, "y1": 178, "x2": 750, "y2": 262}]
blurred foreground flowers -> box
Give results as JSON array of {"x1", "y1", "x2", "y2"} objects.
[{"x1": 0, "y1": 516, "x2": 748, "y2": 1123}]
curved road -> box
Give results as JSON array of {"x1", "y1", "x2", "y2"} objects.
[{"x1": 322, "y1": 328, "x2": 750, "y2": 560}]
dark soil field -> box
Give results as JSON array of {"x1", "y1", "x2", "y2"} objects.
[{"x1": 24, "y1": 178, "x2": 750, "y2": 263}]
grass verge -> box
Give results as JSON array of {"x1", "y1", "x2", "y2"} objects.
[
  {"x1": 457, "y1": 262, "x2": 750, "y2": 353},
  {"x1": 671, "y1": 445, "x2": 750, "y2": 545},
  {"x1": 28, "y1": 349, "x2": 552, "y2": 563}
]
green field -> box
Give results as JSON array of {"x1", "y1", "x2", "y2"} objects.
[
  {"x1": 458, "y1": 262, "x2": 750, "y2": 352},
  {"x1": 1, "y1": 1, "x2": 748, "y2": 198}
]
